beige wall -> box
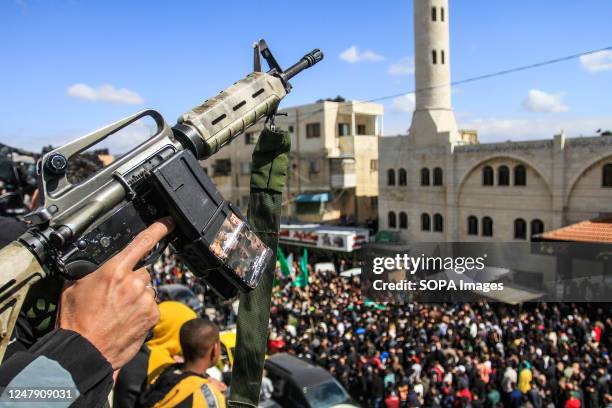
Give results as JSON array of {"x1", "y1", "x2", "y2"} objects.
[
  {"x1": 378, "y1": 134, "x2": 612, "y2": 243},
  {"x1": 204, "y1": 100, "x2": 383, "y2": 224}
]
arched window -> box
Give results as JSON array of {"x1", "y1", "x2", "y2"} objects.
[
  {"x1": 431, "y1": 6, "x2": 437, "y2": 21},
  {"x1": 514, "y1": 165, "x2": 527, "y2": 186},
  {"x1": 433, "y1": 213, "x2": 444, "y2": 232},
  {"x1": 421, "y1": 168, "x2": 430, "y2": 186},
  {"x1": 482, "y1": 217, "x2": 493, "y2": 237},
  {"x1": 441, "y1": 50, "x2": 445, "y2": 64},
  {"x1": 603, "y1": 163, "x2": 612, "y2": 187},
  {"x1": 398, "y1": 168, "x2": 407, "y2": 186},
  {"x1": 433, "y1": 167, "x2": 443, "y2": 186},
  {"x1": 388, "y1": 211, "x2": 397, "y2": 228},
  {"x1": 482, "y1": 166, "x2": 494, "y2": 186},
  {"x1": 441, "y1": 7, "x2": 445, "y2": 21},
  {"x1": 531, "y1": 219, "x2": 544, "y2": 237},
  {"x1": 432, "y1": 49, "x2": 437, "y2": 65},
  {"x1": 421, "y1": 213, "x2": 431, "y2": 231},
  {"x1": 467, "y1": 216, "x2": 478, "y2": 235},
  {"x1": 498, "y1": 165, "x2": 510, "y2": 186},
  {"x1": 387, "y1": 169, "x2": 396, "y2": 186},
  {"x1": 399, "y1": 212, "x2": 408, "y2": 229},
  {"x1": 514, "y1": 218, "x2": 527, "y2": 240}
]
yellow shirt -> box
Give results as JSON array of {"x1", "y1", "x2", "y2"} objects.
[
  {"x1": 153, "y1": 374, "x2": 226, "y2": 408},
  {"x1": 518, "y1": 368, "x2": 532, "y2": 394}
]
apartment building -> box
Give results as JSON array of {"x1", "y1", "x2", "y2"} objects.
[{"x1": 203, "y1": 100, "x2": 384, "y2": 225}]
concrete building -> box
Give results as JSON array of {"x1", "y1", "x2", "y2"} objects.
[
  {"x1": 378, "y1": 0, "x2": 612, "y2": 242},
  {"x1": 205, "y1": 100, "x2": 384, "y2": 224}
]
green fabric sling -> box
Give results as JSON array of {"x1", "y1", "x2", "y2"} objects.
[{"x1": 228, "y1": 127, "x2": 290, "y2": 408}]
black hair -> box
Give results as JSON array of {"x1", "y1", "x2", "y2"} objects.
[{"x1": 179, "y1": 318, "x2": 219, "y2": 362}]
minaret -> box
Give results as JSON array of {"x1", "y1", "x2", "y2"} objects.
[{"x1": 409, "y1": 0, "x2": 461, "y2": 147}]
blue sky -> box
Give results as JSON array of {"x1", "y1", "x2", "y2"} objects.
[{"x1": 1, "y1": 0, "x2": 612, "y2": 152}]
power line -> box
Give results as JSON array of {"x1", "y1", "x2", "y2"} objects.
[
  {"x1": 281, "y1": 45, "x2": 612, "y2": 123},
  {"x1": 366, "y1": 45, "x2": 612, "y2": 103}
]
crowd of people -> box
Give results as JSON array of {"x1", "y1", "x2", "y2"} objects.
[
  {"x1": 266, "y1": 261, "x2": 611, "y2": 408},
  {"x1": 149, "y1": 252, "x2": 612, "y2": 408}
]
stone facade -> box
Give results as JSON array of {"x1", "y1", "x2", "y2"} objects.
[
  {"x1": 205, "y1": 100, "x2": 384, "y2": 224},
  {"x1": 377, "y1": 0, "x2": 612, "y2": 242}
]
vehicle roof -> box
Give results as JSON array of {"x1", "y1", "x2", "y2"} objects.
[
  {"x1": 265, "y1": 353, "x2": 332, "y2": 388},
  {"x1": 158, "y1": 284, "x2": 193, "y2": 293}
]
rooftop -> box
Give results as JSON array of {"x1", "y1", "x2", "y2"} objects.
[{"x1": 538, "y1": 218, "x2": 612, "y2": 243}]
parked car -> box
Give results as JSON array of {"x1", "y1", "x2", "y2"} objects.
[
  {"x1": 264, "y1": 353, "x2": 359, "y2": 408},
  {"x1": 157, "y1": 284, "x2": 203, "y2": 314}
]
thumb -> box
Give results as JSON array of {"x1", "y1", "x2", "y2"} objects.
[{"x1": 117, "y1": 217, "x2": 174, "y2": 270}]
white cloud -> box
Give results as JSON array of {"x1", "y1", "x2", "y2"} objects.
[
  {"x1": 388, "y1": 57, "x2": 415, "y2": 75},
  {"x1": 522, "y1": 89, "x2": 568, "y2": 113},
  {"x1": 580, "y1": 50, "x2": 612, "y2": 72},
  {"x1": 67, "y1": 83, "x2": 144, "y2": 104},
  {"x1": 461, "y1": 116, "x2": 612, "y2": 142},
  {"x1": 339, "y1": 46, "x2": 384, "y2": 63},
  {"x1": 392, "y1": 94, "x2": 415, "y2": 113}
]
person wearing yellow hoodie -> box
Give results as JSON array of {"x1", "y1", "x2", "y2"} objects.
[
  {"x1": 114, "y1": 301, "x2": 197, "y2": 408},
  {"x1": 138, "y1": 318, "x2": 225, "y2": 408}
]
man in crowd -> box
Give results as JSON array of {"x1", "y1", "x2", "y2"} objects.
[{"x1": 138, "y1": 318, "x2": 224, "y2": 408}]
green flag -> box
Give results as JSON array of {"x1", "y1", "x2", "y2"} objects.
[
  {"x1": 293, "y1": 248, "x2": 309, "y2": 288},
  {"x1": 277, "y1": 247, "x2": 291, "y2": 277}
]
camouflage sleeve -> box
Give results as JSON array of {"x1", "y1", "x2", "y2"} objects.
[{"x1": 228, "y1": 127, "x2": 290, "y2": 408}]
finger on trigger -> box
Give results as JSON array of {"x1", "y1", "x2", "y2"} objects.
[{"x1": 117, "y1": 217, "x2": 175, "y2": 269}]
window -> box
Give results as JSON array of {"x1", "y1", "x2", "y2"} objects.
[
  {"x1": 398, "y1": 168, "x2": 407, "y2": 186},
  {"x1": 467, "y1": 216, "x2": 478, "y2": 235},
  {"x1": 441, "y1": 7, "x2": 445, "y2": 21},
  {"x1": 357, "y1": 124, "x2": 367, "y2": 135},
  {"x1": 514, "y1": 218, "x2": 527, "y2": 240},
  {"x1": 498, "y1": 165, "x2": 510, "y2": 186},
  {"x1": 482, "y1": 217, "x2": 493, "y2": 237},
  {"x1": 482, "y1": 166, "x2": 494, "y2": 186},
  {"x1": 387, "y1": 169, "x2": 396, "y2": 186},
  {"x1": 213, "y1": 159, "x2": 231, "y2": 176},
  {"x1": 371, "y1": 196, "x2": 378, "y2": 207},
  {"x1": 241, "y1": 196, "x2": 249, "y2": 208},
  {"x1": 441, "y1": 50, "x2": 445, "y2": 64},
  {"x1": 514, "y1": 165, "x2": 527, "y2": 186},
  {"x1": 433, "y1": 167, "x2": 443, "y2": 186},
  {"x1": 531, "y1": 219, "x2": 544, "y2": 237},
  {"x1": 338, "y1": 123, "x2": 350, "y2": 137},
  {"x1": 433, "y1": 213, "x2": 444, "y2": 232},
  {"x1": 603, "y1": 163, "x2": 612, "y2": 187},
  {"x1": 421, "y1": 168, "x2": 430, "y2": 186},
  {"x1": 370, "y1": 159, "x2": 378, "y2": 171},
  {"x1": 309, "y1": 160, "x2": 320, "y2": 174},
  {"x1": 202, "y1": 167, "x2": 208, "y2": 175},
  {"x1": 239, "y1": 162, "x2": 251, "y2": 175},
  {"x1": 244, "y1": 132, "x2": 255, "y2": 145},
  {"x1": 421, "y1": 213, "x2": 431, "y2": 231},
  {"x1": 432, "y1": 49, "x2": 437, "y2": 65},
  {"x1": 306, "y1": 123, "x2": 321, "y2": 138},
  {"x1": 388, "y1": 212, "x2": 397, "y2": 228},
  {"x1": 431, "y1": 6, "x2": 437, "y2": 21},
  {"x1": 288, "y1": 125, "x2": 294, "y2": 133},
  {"x1": 399, "y1": 212, "x2": 408, "y2": 229}
]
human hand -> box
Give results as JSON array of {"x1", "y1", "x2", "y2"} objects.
[{"x1": 59, "y1": 218, "x2": 174, "y2": 370}]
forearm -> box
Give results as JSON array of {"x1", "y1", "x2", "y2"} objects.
[{"x1": 0, "y1": 329, "x2": 113, "y2": 408}]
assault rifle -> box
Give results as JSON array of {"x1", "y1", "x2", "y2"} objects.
[{"x1": 0, "y1": 39, "x2": 322, "y2": 359}]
